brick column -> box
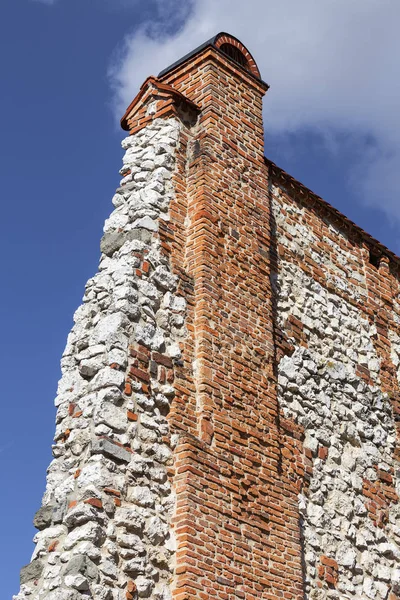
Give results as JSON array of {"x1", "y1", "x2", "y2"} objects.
[{"x1": 158, "y1": 34, "x2": 306, "y2": 600}]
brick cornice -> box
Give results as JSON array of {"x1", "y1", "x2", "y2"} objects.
[
  {"x1": 120, "y1": 76, "x2": 201, "y2": 132},
  {"x1": 213, "y1": 32, "x2": 261, "y2": 79},
  {"x1": 159, "y1": 46, "x2": 269, "y2": 96}
]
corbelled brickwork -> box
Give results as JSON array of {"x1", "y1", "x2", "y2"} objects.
[{"x1": 14, "y1": 32, "x2": 400, "y2": 600}]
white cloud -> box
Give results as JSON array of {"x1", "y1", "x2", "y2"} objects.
[{"x1": 109, "y1": 0, "x2": 400, "y2": 227}]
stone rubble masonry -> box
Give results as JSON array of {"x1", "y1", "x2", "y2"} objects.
[
  {"x1": 270, "y1": 179, "x2": 400, "y2": 599},
  {"x1": 14, "y1": 117, "x2": 185, "y2": 600},
  {"x1": 13, "y1": 32, "x2": 400, "y2": 600}
]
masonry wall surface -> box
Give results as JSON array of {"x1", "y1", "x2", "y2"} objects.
[
  {"x1": 269, "y1": 169, "x2": 400, "y2": 599},
  {"x1": 14, "y1": 36, "x2": 400, "y2": 600},
  {"x1": 158, "y1": 49, "x2": 307, "y2": 599},
  {"x1": 14, "y1": 118, "x2": 185, "y2": 600}
]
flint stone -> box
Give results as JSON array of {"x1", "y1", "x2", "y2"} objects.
[
  {"x1": 64, "y1": 574, "x2": 89, "y2": 591},
  {"x1": 78, "y1": 482, "x2": 101, "y2": 500},
  {"x1": 112, "y1": 193, "x2": 124, "y2": 208},
  {"x1": 45, "y1": 589, "x2": 81, "y2": 600},
  {"x1": 53, "y1": 500, "x2": 69, "y2": 525},
  {"x1": 336, "y1": 543, "x2": 356, "y2": 568},
  {"x1": 149, "y1": 547, "x2": 171, "y2": 569},
  {"x1": 92, "y1": 437, "x2": 132, "y2": 463},
  {"x1": 325, "y1": 361, "x2": 347, "y2": 381},
  {"x1": 91, "y1": 585, "x2": 114, "y2": 600},
  {"x1": 70, "y1": 541, "x2": 101, "y2": 562},
  {"x1": 137, "y1": 281, "x2": 159, "y2": 301},
  {"x1": 95, "y1": 424, "x2": 112, "y2": 436},
  {"x1": 128, "y1": 454, "x2": 149, "y2": 475},
  {"x1": 126, "y1": 228, "x2": 152, "y2": 243},
  {"x1": 114, "y1": 506, "x2": 145, "y2": 532},
  {"x1": 151, "y1": 443, "x2": 173, "y2": 464},
  {"x1": 103, "y1": 212, "x2": 129, "y2": 233},
  {"x1": 153, "y1": 584, "x2": 172, "y2": 600},
  {"x1": 100, "y1": 229, "x2": 152, "y2": 256},
  {"x1": 103, "y1": 539, "x2": 118, "y2": 557},
  {"x1": 141, "y1": 413, "x2": 166, "y2": 433},
  {"x1": 91, "y1": 313, "x2": 130, "y2": 348},
  {"x1": 64, "y1": 555, "x2": 98, "y2": 582},
  {"x1": 20, "y1": 559, "x2": 44, "y2": 585},
  {"x1": 64, "y1": 522, "x2": 104, "y2": 550},
  {"x1": 136, "y1": 576, "x2": 155, "y2": 598},
  {"x1": 108, "y1": 348, "x2": 128, "y2": 368},
  {"x1": 64, "y1": 503, "x2": 101, "y2": 528},
  {"x1": 79, "y1": 357, "x2": 104, "y2": 379},
  {"x1": 123, "y1": 557, "x2": 146, "y2": 576},
  {"x1": 171, "y1": 296, "x2": 186, "y2": 312},
  {"x1": 33, "y1": 525, "x2": 66, "y2": 550},
  {"x1": 46, "y1": 562, "x2": 62, "y2": 578},
  {"x1": 154, "y1": 152, "x2": 173, "y2": 168},
  {"x1": 94, "y1": 403, "x2": 127, "y2": 432},
  {"x1": 33, "y1": 504, "x2": 54, "y2": 530},
  {"x1": 98, "y1": 385, "x2": 123, "y2": 405},
  {"x1": 77, "y1": 459, "x2": 114, "y2": 489},
  {"x1": 146, "y1": 516, "x2": 168, "y2": 544},
  {"x1": 135, "y1": 323, "x2": 156, "y2": 348},
  {"x1": 149, "y1": 466, "x2": 167, "y2": 483},
  {"x1": 115, "y1": 299, "x2": 140, "y2": 320},
  {"x1": 132, "y1": 216, "x2": 158, "y2": 232},
  {"x1": 140, "y1": 188, "x2": 162, "y2": 205},
  {"x1": 90, "y1": 367, "x2": 125, "y2": 391},
  {"x1": 99, "y1": 558, "x2": 118, "y2": 580},
  {"x1": 151, "y1": 266, "x2": 177, "y2": 291},
  {"x1": 127, "y1": 486, "x2": 154, "y2": 507},
  {"x1": 100, "y1": 231, "x2": 125, "y2": 257},
  {"x1": 374, "y1": 563, "x2": 391, "y2": 582},
  {"x1": 116, "y1": 531, "x2": 144, "y2": 551},
  {"x1": 69, "y1": 429, "x2": 91, "y2": 456}
]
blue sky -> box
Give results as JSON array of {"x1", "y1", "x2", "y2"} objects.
[{"x1": 2, "y1": 0, "x2": 399, "y2": 595}]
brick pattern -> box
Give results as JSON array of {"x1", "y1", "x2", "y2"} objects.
[
  {"x1": 363, "y1": 466, "x2": 399, "y2": 529},
  {"x1": 318, "y1": 555, "x2": 339, "y2": 588},
  {"x1": 124, "y1": 37, "x2": 400, "y2": 600},
  {"x1": 213, "y1": 33, "x2": 261, "y2": 79},
  {"x1": 121, "y1": 77, "x2": 200, "y2": 135},
  {"x1": 14, "y1": 32, "x2": 400, "y2": 600},
  {"x1": 157, "y1": 45, "x2": 305, "y2": 599}
]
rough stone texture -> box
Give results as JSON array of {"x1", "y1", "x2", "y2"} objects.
[
  {"x1": 272, "y1": 184, "x2": 400, "y2": 599},
  {"x1": 13, "y1": 118, "x2": 184, "y2": 600},
  {"x1": 14, "y1": 33, "x2": 400, "y2": 600}
]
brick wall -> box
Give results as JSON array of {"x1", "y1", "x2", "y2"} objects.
[
  {"x1": 156, "y1": 37, "x2": 400, "y2": 599},
  {"x1": 15, "y1": 33, "x2": 400, "y2": 600},
  {"x1": 157, "y1": 43, "x2": 306, "y2": 599}
]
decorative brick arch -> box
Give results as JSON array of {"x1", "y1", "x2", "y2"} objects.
[{"x1": 214, "y1": 32, "x2": 261, "y2": 79}]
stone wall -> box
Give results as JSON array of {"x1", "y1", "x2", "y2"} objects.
[
  {"x1": 158, "y1": 44, "x2": 307, "y2": 600},
  {"x1": 14, "y1": 117, "x2": 185, "y2": 600},
  {"x1": 14, "y1": 32, "x2": 400, "y2": 600},
  {"x1": 271, "y1": 182, "x2": 400, "y2": 599}
]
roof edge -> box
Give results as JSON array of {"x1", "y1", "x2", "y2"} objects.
[
  {"x1": 158, "y1": 35, "x2": 217, "y2": 78},
  {"x1": 265, "y1": 157, "x2": 400, "y2": 270},
  {"x1": 120, "y1": 76, "x2": 201, "y2": 131}
]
